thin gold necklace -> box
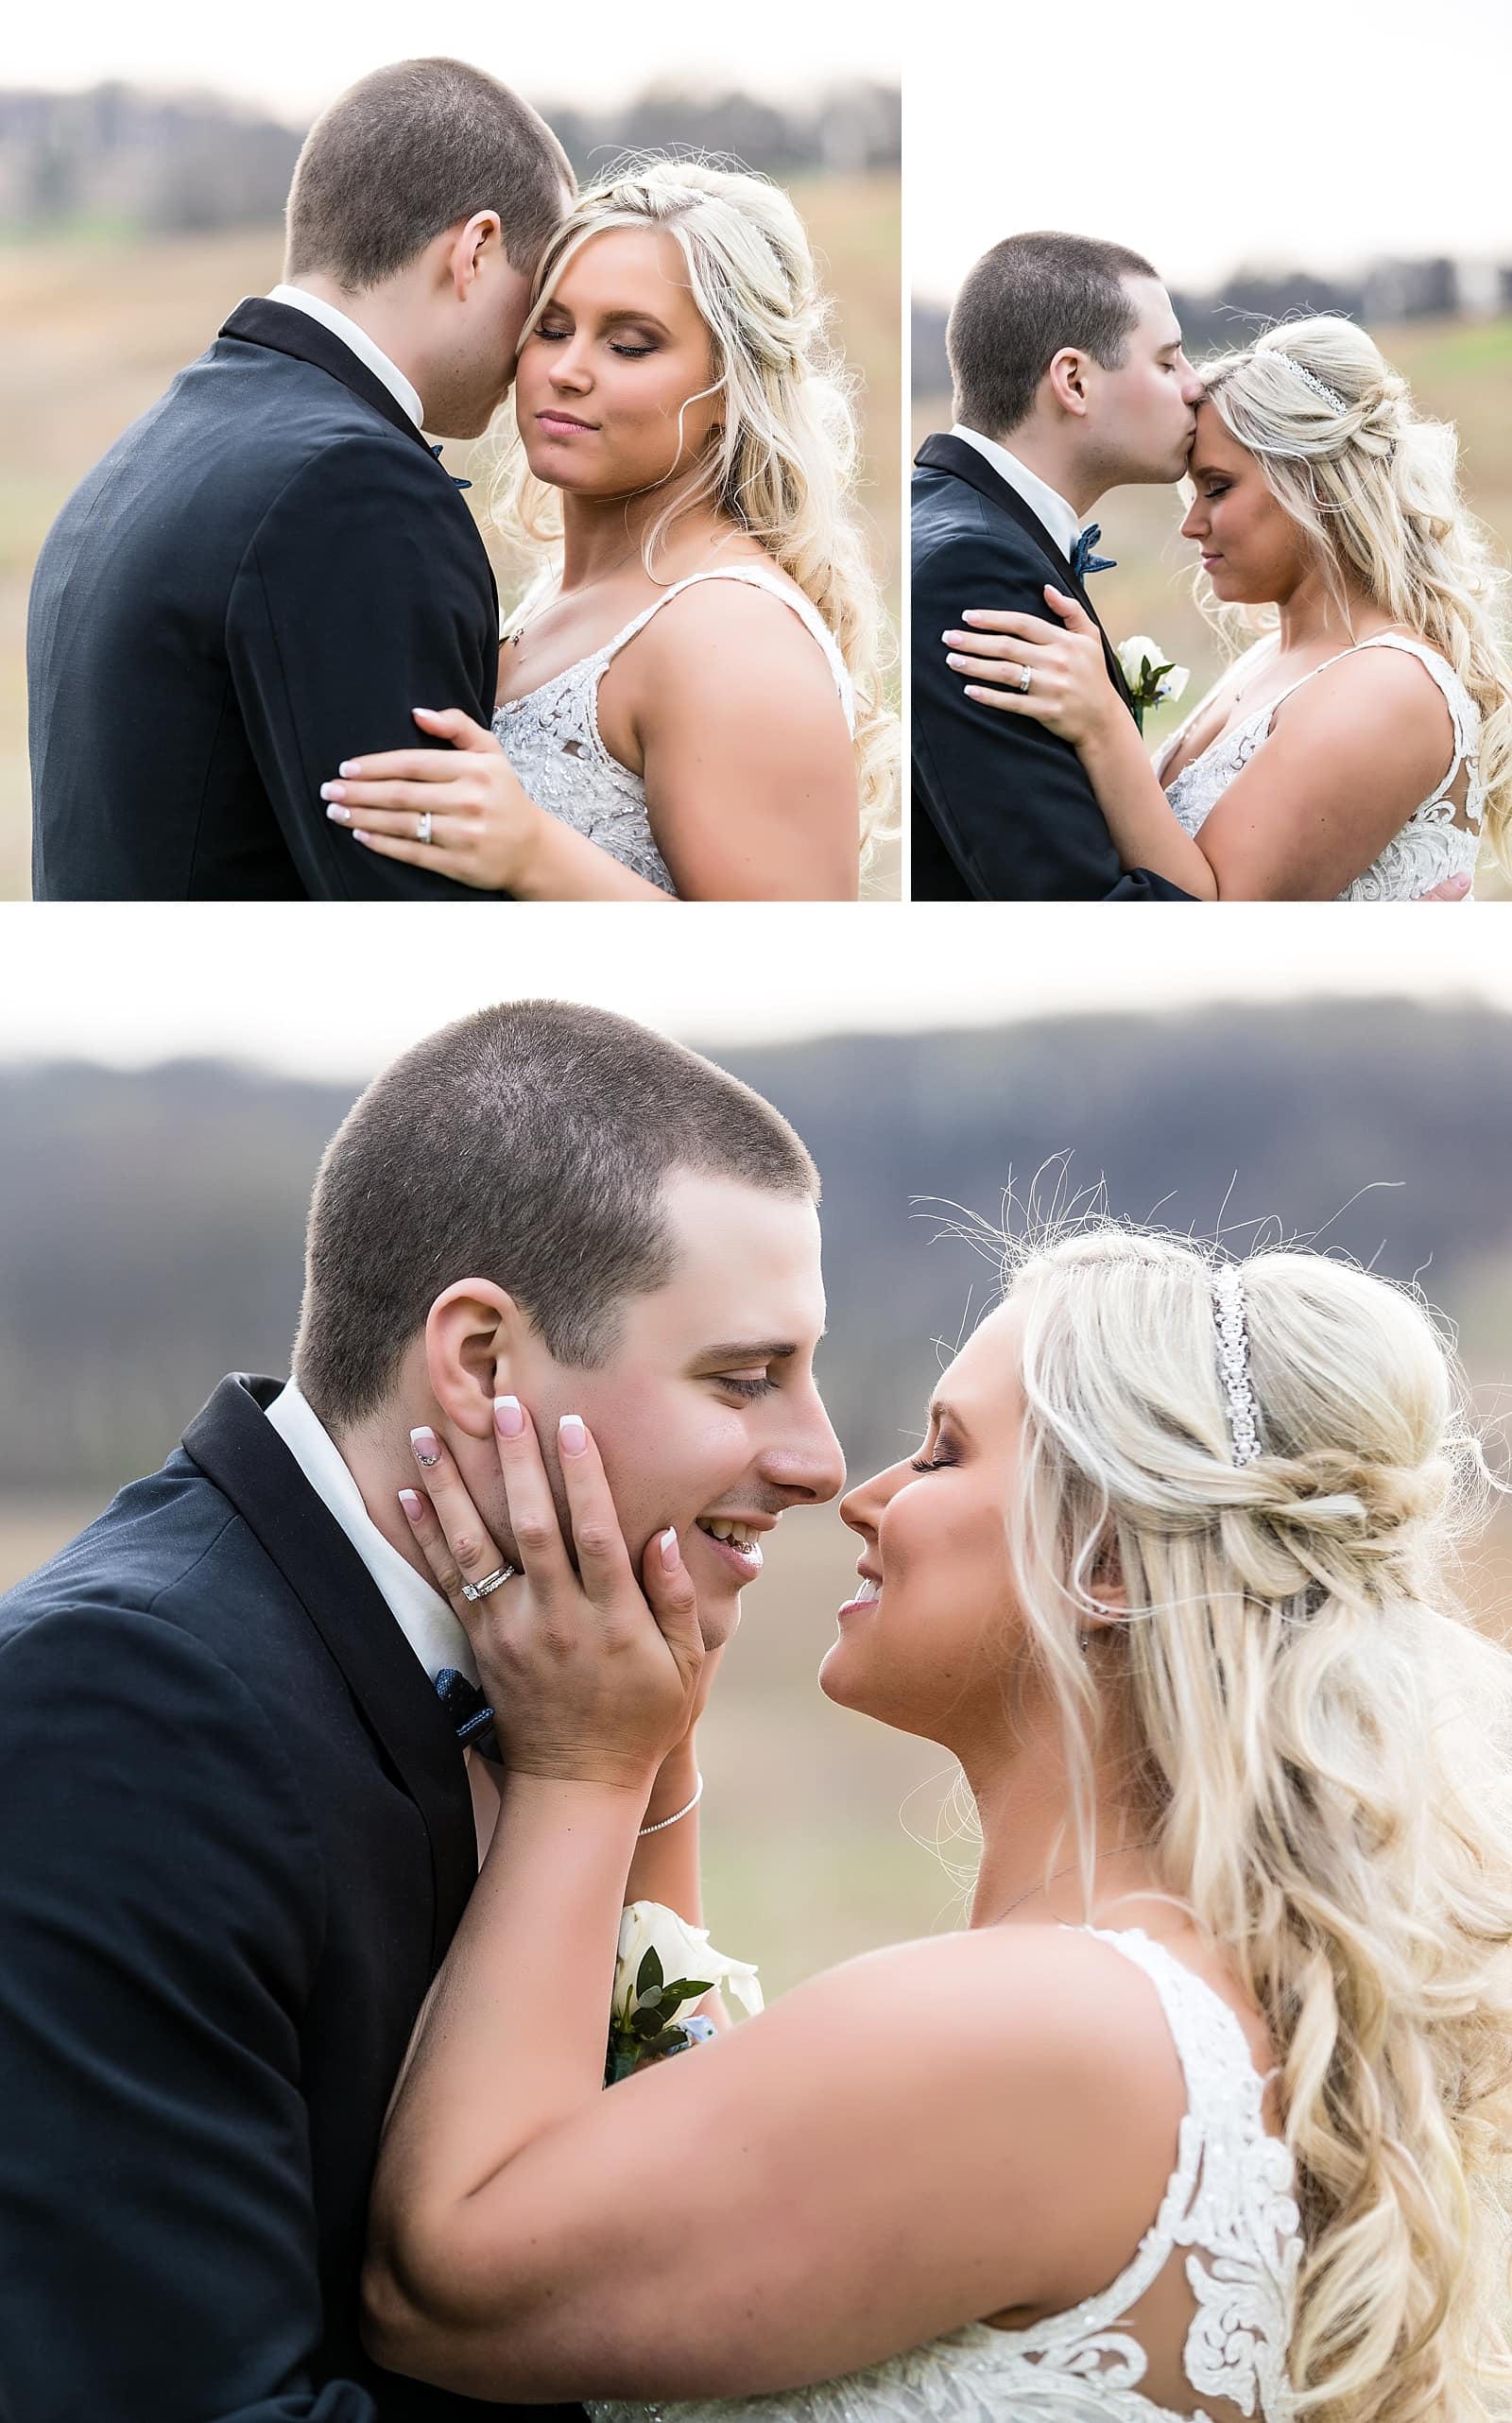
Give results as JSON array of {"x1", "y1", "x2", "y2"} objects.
[{"x1": 988, "y1": 1838, "x2": 1159, "y2": 1926}]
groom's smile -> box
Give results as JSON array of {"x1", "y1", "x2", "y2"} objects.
[{"x1": 489, "y1": 1172, "x2": 845, "y2": 1649}]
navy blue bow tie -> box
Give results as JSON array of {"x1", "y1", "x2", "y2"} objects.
[
  {"x1": 435, "y1": 1666, "x2": 500, "y2": 1761},
  {"x1": 1069, "y1": 524, "x2": 1116, "y2": 579},
  {"x1": 429, "y1": 443, "x2": 472, "y2": 492}
]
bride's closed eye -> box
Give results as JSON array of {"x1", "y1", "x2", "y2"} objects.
[{"x1": 533, "y1": 320, "x2": 658, "y2": 360}]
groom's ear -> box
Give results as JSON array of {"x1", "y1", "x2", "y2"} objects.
[
  {"x1": 424, "y1": 1279, "x2": 526, "y2": 1440},
  {"x1": 1045, "y1": 346, "x2": 1091, "y2": 421},
  {"x1": 445, "y1": 210, "x2": 504, "y2": 301}
]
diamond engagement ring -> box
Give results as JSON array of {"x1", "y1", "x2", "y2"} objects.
[
  {"x1": 461, "y1": 1563, "x2": 518, "y2": 1601},
  {"x1": 1017, "y1": 663, "x2": 1033, "y2": 694},
  {"x1": 416, "y1": 810, "x2": 434, "y2": 846}
]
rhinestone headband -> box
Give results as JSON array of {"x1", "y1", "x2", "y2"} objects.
[
  {"x1": 1211, "y1": 1265, "x2": 1263, "y2": 1466},
  {"x1": 1268, "y1": 351, "x2": 1348, "y2": 414}
]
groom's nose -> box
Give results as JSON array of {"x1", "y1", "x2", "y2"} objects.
[{"x1": 760, "y1": 1383, "x2": 846, "y2": 1506}]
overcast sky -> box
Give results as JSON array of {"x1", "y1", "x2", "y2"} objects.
[
  {"x1": 912, "y1": 0, "x2": 1512, "y2": 298},
  {"x1": 9, "y1": 0, "x2": 897, "y2": 116},
  {"x1": 4, "y1": 906, "x2": 1509, "y2": 1081}
]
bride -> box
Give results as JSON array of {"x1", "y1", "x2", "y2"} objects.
[
  {"x1": 358, "y1": 1223, "x2": 1512, "y2": 2421},
  {"x1": 319, "y1": 159, "x2": 895, "y2": 899},
  {"x1": 942, "y1": 318, "x2": 1512, "y2": 899}
]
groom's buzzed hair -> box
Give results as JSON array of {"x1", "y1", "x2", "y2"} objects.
[
  {"x1": 294, "y1": 1001, "x2": 819, "y2": 1427},
  {"x1": 949, "y1": 231, "x2": 1160, "y2": 437},
  {"x1": 285, "y1": 58, "x2": 575, "y2": 288}
]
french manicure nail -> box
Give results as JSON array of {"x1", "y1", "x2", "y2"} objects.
[
  {"x1": 338, "y1": 761, "x2": 359, "y2": 778},
  {"x1": 494, "y1": 1395, "x2": 524, "y2": 1437},
  {"x1": 325, "y1": 803, "x2": 350, "y2": 823},
  {"x1": 558, "y1": 1414, "x2": 588, "y2": 1458},
  {"x1": 661, "y1": 1526, "x2": 680, "y2": 1572},
  {"x1": 409, "y1": 1426, "x2": 440, "y2": 1467},
  {"x1": 961, "y1": 610, "x2": 986, "y2": 624},
  {"x1": 320, "y1": 782, "x2": 343, "y2": 801},
  {"x1": 398, "y1": 1488, "x2": 423, "y2": 1521}
]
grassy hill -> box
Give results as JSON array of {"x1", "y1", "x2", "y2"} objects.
[
  {"x1": 914, "y1": 316, "x2": 1512, "y2": 899},
  {"x1": 3, "y1": 168, "x2": 900, "y2": 899}
]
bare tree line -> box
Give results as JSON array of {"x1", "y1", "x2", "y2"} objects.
[{"x1": 0, "y1": 79, "x2": 901, "y2": 234}]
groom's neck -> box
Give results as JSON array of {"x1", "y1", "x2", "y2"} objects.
[
  {"x1": 284, "y1": 271, "x2": 428, "y2": 406},
  {"x1": 982, "y1": 419, "x2": 1106, "y2": 521},
  {"x1": 332, "y1": 1402, "x2": 441, "y2": 1588}
]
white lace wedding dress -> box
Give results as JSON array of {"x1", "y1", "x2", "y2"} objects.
[
  {"x1": 1156, "y1": 632, "x2": 1485, "y2": 901},
  {"x1": 492, "y1": 566, "x2": 856, "y2": 895},
  {"x1": 590, "y1": 1927, "x2": 1302, "y2": 2423}
]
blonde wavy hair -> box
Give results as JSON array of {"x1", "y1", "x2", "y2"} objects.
[
  {"x1": 486, "y1": 154, "x2": 897, "y2": 861},
  {"x1": 993, "y1": 1219, "x2": 1512, "y2": 2422},
  {"x1": 1196, "y1": 316, "x2": 1512, "y2": 875}
]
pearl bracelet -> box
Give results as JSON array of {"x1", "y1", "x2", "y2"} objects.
[{"x1": 638, "y1": 1771, "x2": 704, "y2": 1837}]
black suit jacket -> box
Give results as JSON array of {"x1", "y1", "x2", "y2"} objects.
[
  {"x1": 0, "y1": 1375, "x2": 581, "y2": 2422},
  {"x1": 911, "y1": 433, "x2": 1193, "y2": 901},
  {"x1": 28, "y1": 300, "x2": 507, "y2": 901}
]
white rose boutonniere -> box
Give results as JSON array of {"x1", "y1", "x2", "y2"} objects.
[
  {"x1": 606, "y1": 1901, "x2": 764, "y2": 2086},
  {"x1": 1116, "y1": 635, "x2": 1190, "y2": 732}
]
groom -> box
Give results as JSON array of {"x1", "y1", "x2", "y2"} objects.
[
  {"x1": 0, "y1": 1002, "x2": 845, "y2": 2420},
  {"x1": 27, "y1": 60, "x2": 573, "y2": 901},
  {"x1": 912, "y1": 230, "x2": 1204, "y2": 901}
]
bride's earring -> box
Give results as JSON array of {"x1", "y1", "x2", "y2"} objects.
[{"x1": 1078, "y1": 1629, "x2": 1091, "y2": 1655}]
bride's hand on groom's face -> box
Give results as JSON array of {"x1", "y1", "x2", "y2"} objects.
[
  {"x1": 320, "y1": 709, "x2": 543, "y2": 894},
  {"x1": 942, "y1": 588, "x2": 1118, "y2": 748},
  {"x1": 398, "y1": 1401, "x2": 704, "y2": 1795}
]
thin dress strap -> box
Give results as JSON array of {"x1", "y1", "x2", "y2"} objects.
[{"x1": 603, "y1": 566, "x2": 856, "y2": 733}]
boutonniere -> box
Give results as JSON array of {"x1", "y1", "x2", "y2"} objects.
[
  {"x1": 1116, "y1": 635, "x2": 1189, "y2": 733},
  {"x1": 606, "y1": 1901, "x2": 764, "y2": 2087}
]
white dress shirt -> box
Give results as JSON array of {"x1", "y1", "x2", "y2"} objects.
[
  {"x1": 266, "y1": 283, "x2": 425, "y2": 431},
  {"x1": 950, "y1": 422, "x2": 1086, "y2": 565},
  {"x1": 265, "y1": 1378, "x2": 500, "y2": 1860}
]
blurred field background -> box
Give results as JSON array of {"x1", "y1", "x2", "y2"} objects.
[
  {"x1": 6, "y1": 992, "x2": 1512, "y2": 1995},
  {"x1": 913, "y1": 309, "x2": 1512, "y2": 901},
  {"x1": 0, "y1": 79, "x2": 901, "y2": 899}
]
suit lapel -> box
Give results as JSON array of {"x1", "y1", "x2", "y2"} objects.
[
  {"x1": 219, "y1": 298, "x2": 439, "y2": 459},
  {"x1": 182, "y1": 1373, "x2": 476, "y2": 1965},
  {"x1": 914, "y1": 432, "x2": 1135, "y2": 712}
]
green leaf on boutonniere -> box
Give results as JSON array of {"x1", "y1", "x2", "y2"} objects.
[
  {"x1": 662, "y1": 1978, "x2": 714, "y2": 2008},
  {"x1": 640, "y1": 2025, "x2": 695, "y2": 2056},
  {"x1": 636, "y1": 1946, "x2": 664, "y2": 1999}
]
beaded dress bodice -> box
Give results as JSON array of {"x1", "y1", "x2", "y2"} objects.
[
  {"x1": 589, "y1": 1928, "x2": 1302, "y2": 2423},
  {"x1": 491, "y1": 565, "x2": 856, "y2": 896},
  {"x1": 1157, "y1": 633, "x2": 1484, "y2": 900}
]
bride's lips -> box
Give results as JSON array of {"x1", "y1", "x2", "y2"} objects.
[
  {"x1": 537, "y1": 410, "x2": 598, "y2": 436},
  {"x1": 837, "y1": 1563, "x2": 882, "y2": 1620}
]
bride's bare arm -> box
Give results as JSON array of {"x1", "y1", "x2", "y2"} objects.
[
  {"x1": 364, "y1": 1907, "x2": 1180, "y2": 2406},
  {"x1": 624, "y1": 582, "x2": 861, "y2": 902}
]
